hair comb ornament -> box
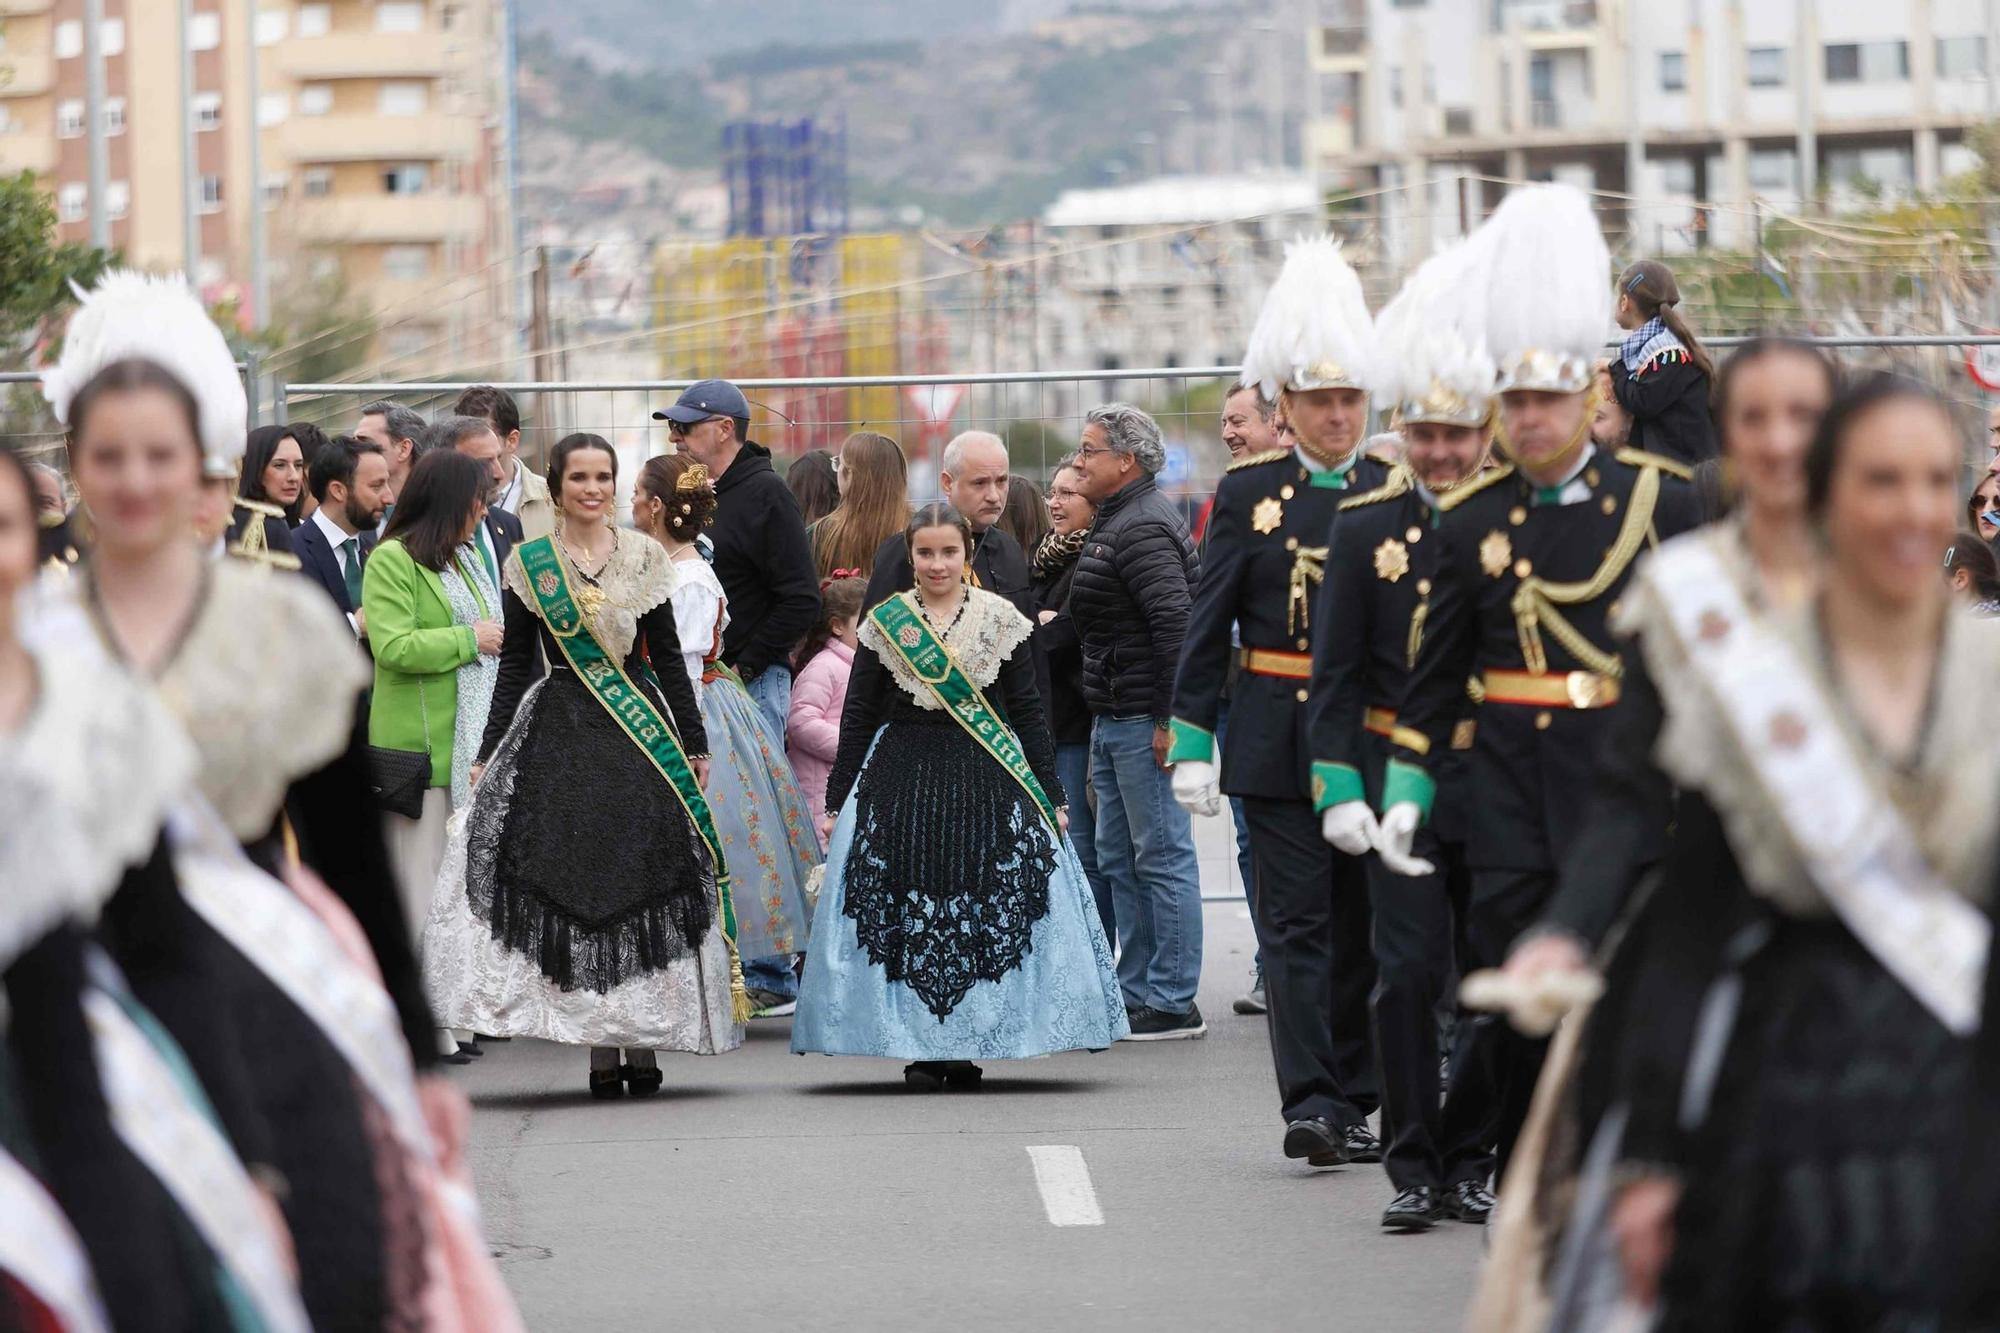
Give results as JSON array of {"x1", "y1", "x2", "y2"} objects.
[{"x1": 676, "y1": 463, "x2": 711, "y2": 492}]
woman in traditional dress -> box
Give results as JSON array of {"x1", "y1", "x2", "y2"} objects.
[
  {"x1": 1562, "y1": 375, "x2": 1993, "y2": 1329},
  {"x1": 791, "y1": 503, "x2": 1126, "y2": 1089},
  {"x1": 427, "y1": 434, "x2": 746, "y2": 1098},
  {"x1": 633, "y1": 450, "x2": 821, "y2": 1015},
  {"x1": 1478, "y1": 341, "x2": 1838, "y2": 1330},
  {"x1": 0, "y1": 443, "x2": 309, "y2": 1333},
  {"x1": 32, "y1": 271, "x2": 520, "y2": 1332}
]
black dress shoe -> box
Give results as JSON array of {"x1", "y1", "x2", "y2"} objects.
[
  {"x1": 1443, "y1": 1179, "x2": 1496, "y2": 1223},
  {"x1": 622, "y1": 1064, "x2": 663, "y2": 1097},
  {"x1": 1342, "y1": 1122, "x2": 1383, "y2": 1164},
  {"x1": 588, "y1": 1069, "x2": 625, "y2": 1099},
  {"x1": 457, "y1": 1042, "x2": 484, "y2": 1058},
  {"x1": 1282, "y1": 1117, "x2": 1349, "y2": 1167},
  {"x1": 441, "y1": 1049, "x2": 474, "y2": 1066},
  {"x1": 1382, "y1": 1186, "x2": 1442, "y2": 1232},
  {"x1": 940, "y1": 1060, "x2": 983, "y2": 1091},
  {"x1": 903, "y1": 1061, "x2": 948, "y2": 1092}
]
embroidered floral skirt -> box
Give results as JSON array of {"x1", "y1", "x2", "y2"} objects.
[
  {"x1": 423, "y1": 676, "x2": 742, "y2": 1053},
  {"x1": 701, "y1": 671, "x2": 820, "y2": 962},
  {"x1": 791, "y1": 720, "x2": 1128, "y2": 1061}
]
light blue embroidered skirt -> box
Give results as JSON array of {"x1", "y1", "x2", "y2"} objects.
[
  {"x1": 702, "y1": 671, "x2": 821, "y2": 961},
  {"x1": 791, "y1": 725, "x2": 1129, "y2": 1061}
]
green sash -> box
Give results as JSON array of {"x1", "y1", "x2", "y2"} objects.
[
  {"x1": 516, "y1": 535, "x2": 749, "y2": 1022},
  {"x1": 870, "y1": 591, "x2": 1060, "y2": 832}
]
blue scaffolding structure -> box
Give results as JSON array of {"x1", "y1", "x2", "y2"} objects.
[{"x1": 723, "y1": 117, "x2": 851, "y2": 240}]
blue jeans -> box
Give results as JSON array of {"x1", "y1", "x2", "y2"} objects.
[
  {"x1": 743, "y1": 955, "x2": 798, "y2": 1002},
  {"x1": 745, "y1": 663, "x2": 792, "y2": 738},
  {"x1": 1090, "y1": 716, "x2": 1204, "y2": 1016},
  {"x1": 1056, "y1": 741, "x2": 1113, "y2": 940}
]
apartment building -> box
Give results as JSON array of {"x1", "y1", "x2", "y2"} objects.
[
  {"x1": 0, "y1": 0, "x2": 515, "y2": 370},
  {"x1": 1307, "y1": 0, "x2": 1999, "y2": 252}
]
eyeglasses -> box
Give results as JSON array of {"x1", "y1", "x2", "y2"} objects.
[
  {"x1": 667, "y1": 416, "x2": 719, "y2": 437},
  {"x1": 1074, "y1": 444, "x2": 1115, "y2": 460}
]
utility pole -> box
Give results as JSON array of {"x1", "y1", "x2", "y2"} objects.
[
  {"x1": 179, "y1": 0, "x2": 200, "y2": 287},
  {"x1": 82, "y1": 0, "x2": 108, "y2": 249},
  {"x1": 529, "y1": 246, "x2": 554, "y2": 464}
]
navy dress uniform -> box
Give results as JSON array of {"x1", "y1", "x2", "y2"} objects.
[
  {"x1": 1372, "y1": 184, "x2": 1701, "y2": 1181},
  {"x1": 1168, "y1": 233, "x2": 1391, "y2": 1166}
]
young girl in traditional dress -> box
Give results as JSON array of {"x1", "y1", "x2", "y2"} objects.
[
  {"x1": 426, "y1": 434, "x2": 746, "y2": 1098},
  {"x1": 632, "y1": 450, "x2": 821, "y2": 1017},
  {"x1": 791, "y1": 504, "x2": 1126, "y2": 1089}
]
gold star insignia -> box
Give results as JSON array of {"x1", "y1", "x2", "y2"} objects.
[
  {"x1": 1251, "y1": 496, "x2": 1284, "y2": 535},
  {"x1": 1479, "y1": 530, "x2": 1512, "y2": 578},
  {"x1": 1373, "y1": 537, "x2": 1410, "y2": 583}
]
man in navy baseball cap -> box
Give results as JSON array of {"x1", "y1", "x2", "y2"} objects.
[{"x1": 651, "y1": 378, "x2": 751, "y2": 428}]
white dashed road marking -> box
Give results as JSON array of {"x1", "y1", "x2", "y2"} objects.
[{"x1": 1025, "y1": 1145, "x2": 1104, "y2": 1227}]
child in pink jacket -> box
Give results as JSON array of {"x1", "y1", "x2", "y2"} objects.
[{"x1": 787, "y1": 577, "x2": 865, "y2": 837}]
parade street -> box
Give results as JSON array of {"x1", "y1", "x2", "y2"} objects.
[{"x1": 465, "y1": 890, "x2": 1483, "y2": 1331}]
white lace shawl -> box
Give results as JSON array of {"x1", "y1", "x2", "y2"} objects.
[
  {"x1": 858, "y1": 586, "x2": 1034, "y2": 710},
  {"x1": 1620, "y1": 525, "x2": 2000, "y2": 914},
  {"x1": 502, "y1": 528, "x2": 678, "y2": 664},
  {"x1": 438, "y1": 548, "x2": 500, "y2": 809},
  {"x1": 0, "y1": 640, "x2": 195, "y2": 967}
]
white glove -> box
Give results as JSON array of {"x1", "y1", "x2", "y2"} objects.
[
  {"x1": 1374, "y1": 802, "x2": 1435, "y2": 877},
  {"x1": 1320, "y1": 801, "x2": 1380, "y2": 856},
  {"x1": 1170, "y1": 759, "x2": 1223, "y2": 818}
]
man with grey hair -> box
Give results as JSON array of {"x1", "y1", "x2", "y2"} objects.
[
  {"x1": 861, "y1": 428, "x2": 1036, "y2": 625},
  {"x1": 355, "y1": 399, "x2": 427, "y2": 506},
  {"x1": 1220, "y1": 381, "x2": 1279, "y2": 461},
  {"x1": 431, "y1": 412, "x2": 523, "y2": 587},
  {"x1": 1069, "y1": 402, "x2": 1205, "y2": 1040}
]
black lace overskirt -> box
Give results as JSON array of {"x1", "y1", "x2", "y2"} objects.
[
  {"x1": 1661, "y1": 919, "x2": 1966, "y2": 1332},
  {"x1": 843, "y1": 716, "x2": 1060, "y2": 1020},
  {"x1": 467, "y1": 671, "x2": 714, "y2": 994}
]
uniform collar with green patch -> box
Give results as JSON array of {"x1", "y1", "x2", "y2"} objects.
[
  {"x1": 1524, "y1": 444, "x2": 1597, "y2": 507},
  {"x1": 1297, "y1": 444, "x2": 1361, "y2": 489}
]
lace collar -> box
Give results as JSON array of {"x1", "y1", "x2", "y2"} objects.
[
  {"x1": 504, "y1": 528, "x2": 677, "y2": 663},
  {"x1": 859, "y1": 586, "x2": 1032, "y2": 710},
  {"x1": 1625, "y1": 527, "x2": 2000, "y2": 914},
  {"x1": 0, "y1": 640, "x2": 196, "y2": 965}
]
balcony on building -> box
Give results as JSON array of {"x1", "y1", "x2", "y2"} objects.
[
  {"x1": 292, "y1": 193, "x2": 483, "y2": 245},
  {"x1": 277, "y1": 28, "x2": 453, "y2": 81},
  {"x1": 0, "y1": 52, "x2": 55, "y2": 98},
  {"x1": 279, "y1": 114, "x2": 478, "y2": 164},
  {"x1": 0, "y1": 129, "x2": 54, "y2": 174},
  {"x1": 1507, "y1": 0, "x2": 1600, "y2": 48}
]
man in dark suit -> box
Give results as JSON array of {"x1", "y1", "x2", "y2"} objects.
[
  {"x1": 295, "y1": 434, "x2": 392, "y2": 636},
  {"x1": 430, "y1": 413, "x2": 522, "y2": 588}
]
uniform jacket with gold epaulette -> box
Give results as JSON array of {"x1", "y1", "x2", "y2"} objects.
[
  {"x1": 1381, "y1": 447, "x2": 1699, "y2": 873},
  {"x1": 1303, "y1": 464, "x2": 1478, "y2": 845},
  {"x1": 1167, "y1": 443, "x2": 1395, "y2": 801}
]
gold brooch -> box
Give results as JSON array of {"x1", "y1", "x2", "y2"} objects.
[
  {"x1": 1251, "y1": 496, "x2": 1284, "y2": 535},
  {"x1": 1479, "y1": 530, "x2": 1512, "y2": 579},
  {"x1": 1373, "y1": 537, "x2": 1410, "y2": 583}
]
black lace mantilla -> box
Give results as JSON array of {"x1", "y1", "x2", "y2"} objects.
[
  {"x1": 466, "y1": 675, "x2": 714, "y2": 994},
  {"x1": 842, "y1": 718, "x2": 1059, "y2": 1019}
]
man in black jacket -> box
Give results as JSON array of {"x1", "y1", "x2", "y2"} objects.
[
  {"x1": 1070, "y1": 403, "x2": 1205, "y2": 1040},
  {"x1": 294, "y1": 434, "x2": 390, "y2": 637},
  {"x1": 433, "y1": 413, "x2": 522, "y2": 585}
]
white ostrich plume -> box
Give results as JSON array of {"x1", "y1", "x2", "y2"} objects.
[{"x1": 1240, "y1": 234, "x2": 1377, "y2": 401}]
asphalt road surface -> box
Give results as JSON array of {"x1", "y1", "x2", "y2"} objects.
[{"x1": 461, "y1": 889, "x2": 1484, "y2": 1332}]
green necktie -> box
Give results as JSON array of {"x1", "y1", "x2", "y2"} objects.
[
  {"x1": 1533, "y1": 486, "x2": 1565, "y2": 506},
  {"x1": 340, "y1": 535, "x2": 364, "y2": 607},
  {"x1": 478, "y1": 526, "x2": 498, "y2": 588}
]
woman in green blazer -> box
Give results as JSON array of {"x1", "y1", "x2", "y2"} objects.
[{"x1": 362, "y1": 450, "x2": 504, "y2": 1060}]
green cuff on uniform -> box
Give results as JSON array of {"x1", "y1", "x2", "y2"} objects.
[
  {"x1": 1310, "y1": 761, "x2": 1364, "y2": 813},
  {"x1": 1165, "y1": 718, "x2": 1215, "y2": 765},
  {"x1": 1381, "y1": 759, "x2": 1436, "y2": 823}
]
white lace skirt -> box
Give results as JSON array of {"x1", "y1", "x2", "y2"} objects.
[{"x1": 422, "y1": 809, "x2": 744, "y2": 1054}]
